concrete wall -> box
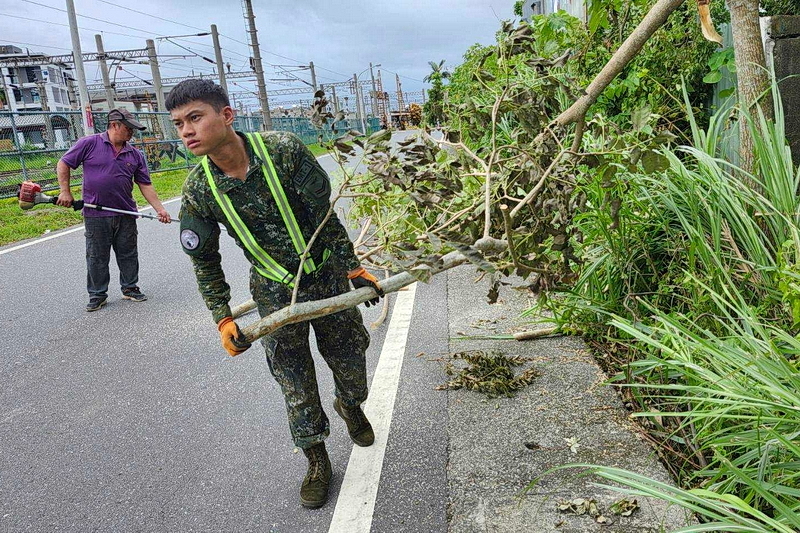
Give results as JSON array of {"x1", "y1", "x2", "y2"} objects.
[{"x1": 764, "y1": 16, "x2": 800, "y2": 164}]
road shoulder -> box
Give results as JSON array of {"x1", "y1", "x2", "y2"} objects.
[{"x1": 445, "y1": 265, "x2": 692, "y2": 532}]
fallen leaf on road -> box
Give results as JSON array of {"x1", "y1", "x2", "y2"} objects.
[{"x1": 564, "y1": 436, "x2": 580, "y2": 454}]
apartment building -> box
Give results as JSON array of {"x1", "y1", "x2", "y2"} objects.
[{"x1": 0, "y1": 45, "x2": 75, "y2": 113}]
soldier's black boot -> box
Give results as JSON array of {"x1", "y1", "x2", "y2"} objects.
[
  {"x1": 333, "y1": 397, "x2": 375, "y2": 447},
  {"x1": 300, "y1": 443, "x2": 332, "y2": 509}
]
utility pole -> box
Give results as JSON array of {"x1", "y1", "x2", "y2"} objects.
[
  {"x1": 369, "y1": 62, "x2": 377, "y2": 119},
  {"x1": 396, "y1": 73, "x2": 405, "y2": 112},
  {"x1": 36, "y1": 81, "x2": 55, "y2": 147},
  {"x1": 309, "y1": 61, "x2": 317, "y2": 92},
  {"x1": 210, "y1": 24, "x2": 228, "y2": 95},
  {"x1": 330, "y1": 85, "x2": 338, "y2": 114},
  {"x1": 243, "y1": 0, "x2": 272, "y2": 129},
  {"x1": 422, "y1": 88, "x2": 426, "y2": 105},
  {"x1": 2, "y1": 69, "x2": 27, "y2": 178},
  {"x1": 95, "y1": 34, "x2": 115, "y2": 109},
  {"x1": 65, "y1": 0, "x2": 93, "y2": 134},
  {"x1": 146, "y1": 39, "x2": 169, "y2": 137},
  {"x1": 353, "y1": 73, "x2": 366, "y2": 133},
  {"x1": 0, "y1": 67, "x2": 12, "y2": 111},
  {"x1": 145, "y1": 39, "x2": 165, "y2": 112}
]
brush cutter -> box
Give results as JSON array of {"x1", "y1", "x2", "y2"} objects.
[{"x1": 17, "y1": 181, "x2": 177, "y2": 222}]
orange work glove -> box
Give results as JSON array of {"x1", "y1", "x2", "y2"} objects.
[
  {"x1": 347, "y1": 266, "x2": 384, "y2": 308},
  {"x1": 217, "y1": 317, "x2": 251, "y2": 356}
]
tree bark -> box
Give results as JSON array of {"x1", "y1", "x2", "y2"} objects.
[{"x1": 727, "y1": 0, "x2": 773, "y2": 175}]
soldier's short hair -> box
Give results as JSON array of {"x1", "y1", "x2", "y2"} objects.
[{"x1": 166, "y1": 79, "x2": 230, "y2": 112}]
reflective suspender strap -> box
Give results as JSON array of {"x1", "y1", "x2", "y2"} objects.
[
  {"x1": 246, "y1": 132, "x2": 317, "y2": 275},
  {"x1": 202, "y1": 156, "x2": 294, "y2": 286}
]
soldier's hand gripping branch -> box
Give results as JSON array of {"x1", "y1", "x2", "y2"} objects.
[
  {"x1": 217, "y1": 317, "x2": 252, "y2": 356},
  {"x1": 347, "y1": 267, "x2": 384, "y2": 307}
]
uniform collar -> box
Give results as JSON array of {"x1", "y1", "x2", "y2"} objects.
[{"x1": 205, "y1": 132, "x2": 264, "y2": 194}]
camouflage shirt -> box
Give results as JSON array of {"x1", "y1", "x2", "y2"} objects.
[{"x1": 179, "y1": 131, "x2": 359, "y2": 322}]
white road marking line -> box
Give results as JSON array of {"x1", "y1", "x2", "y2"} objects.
[
  {"x1": 0, "y1": 225, "x2": 86, "y2": 256},
  {"x1": 329, "y1": 283, "x2": 417, "y2": 533}
]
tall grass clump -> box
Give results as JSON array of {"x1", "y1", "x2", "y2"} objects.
[{"x1": 539, "y1": 78, "x2": 800, "y2": 529}]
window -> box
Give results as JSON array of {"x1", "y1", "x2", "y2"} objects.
[
  {"x1": 24, "y1": 67, "x2": 41, "y2": 83},
  {"x1": 26, "y1": 130, "x2": 43, "y2": 144},
  {"x1": 13, "y1": 88, "x2": 22, "y2": 102}
]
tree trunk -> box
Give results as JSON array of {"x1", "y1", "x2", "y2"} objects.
[{"x1": 727, "y1": 0, "x2": 773, "y2": 174}]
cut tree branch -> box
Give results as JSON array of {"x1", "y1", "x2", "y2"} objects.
[{"x1": 237, "y1": 237, "x2": 507, "y2": 344}]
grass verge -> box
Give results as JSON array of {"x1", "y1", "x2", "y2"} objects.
[{"x1": 306, "y1": 143, "x2": 330, "y2": 157}]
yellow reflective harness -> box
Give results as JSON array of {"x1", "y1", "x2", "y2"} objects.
[{"x1": 202, "y1": 132, "x2": 327, "y2": 286}]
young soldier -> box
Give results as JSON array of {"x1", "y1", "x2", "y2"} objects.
[{"x1": 167, "y1": 79, "x2": 383, "y2": 508}]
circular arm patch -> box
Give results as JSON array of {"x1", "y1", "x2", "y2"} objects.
[{"x1": 180, "y1": 229, "x2": 200, "y2": 250}]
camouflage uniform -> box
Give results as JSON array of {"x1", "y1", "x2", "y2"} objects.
[{"x1": 179, "y1": 131, "x2": 370, "y2": 449}]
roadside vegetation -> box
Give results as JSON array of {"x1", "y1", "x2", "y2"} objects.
[{"x1": 340, "y1": 1, "x2": 800, "y2": 528}]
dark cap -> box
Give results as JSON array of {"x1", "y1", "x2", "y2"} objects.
[{"x1": 107, "y1": 108, "x2": 146, "y2": 131}]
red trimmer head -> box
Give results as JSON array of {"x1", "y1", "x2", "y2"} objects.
[{"x1": 17, "y1": 181, "x2": 56, "y2": 210}]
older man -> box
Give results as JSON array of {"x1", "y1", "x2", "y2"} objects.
[{"x1": 57, "y1": 108, "x2": 171, "y2": 312}]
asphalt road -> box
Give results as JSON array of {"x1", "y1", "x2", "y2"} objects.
[{"x1": 0, "y1": 131, "x2": 449, "y2": 532}]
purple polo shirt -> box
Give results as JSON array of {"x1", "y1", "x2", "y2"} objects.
[{"x1": 60, "y1": 131, "x2": 151, "y2": 217}]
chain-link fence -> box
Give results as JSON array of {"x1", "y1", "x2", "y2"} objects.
[{"x1": 0, "y1": 110, "x2": 380, "y2": 199}]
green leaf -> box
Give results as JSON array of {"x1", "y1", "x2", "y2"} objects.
[
  {"x1": 652, "y1": 130, "x2": 678, "y2": 146},
  {"x1": 641, "y1": 150, "x2": 669, "y2": 174},
  {"x1": 703, "y1": 70, "x2": 723, "y2": 84},
  {"x1": 452, "y1": 243, "x2": 497, "y2": 273},
  {"x1": 408, "y1": 264, "x2": 433, "y2": 283},
  {"x1": 367, "y1": 129, "x2": 392, "y2": 144},
  {"x1": 630, "y1": 105, "x2": 651, "y2": 131}
]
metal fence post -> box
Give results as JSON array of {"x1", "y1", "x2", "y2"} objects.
[{"x1": 8, "y1": 112, "x2": 28, "y2": 181}]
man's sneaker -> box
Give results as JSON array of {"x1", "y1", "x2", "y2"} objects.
[
  {"x1": 86, "y1": 297, "x2": 107, "y2": 312},
  {"x1": 300, "y1": 443, "x2": 332, "y2": 509},
  {"x1": 122, "y1": 287, "x2": 147, "y2": 302},
  {"x1": 333, "y1": 397, "x2": 375, "y2": 447}
]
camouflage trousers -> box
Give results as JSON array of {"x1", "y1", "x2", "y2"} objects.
[{"x1": 250, "y1": 264, "x2": 370, "y2": 449}]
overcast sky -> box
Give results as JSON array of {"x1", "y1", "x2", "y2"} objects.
[{"x1": 1, "y1": 0, "x2": 515, "y2": 108}]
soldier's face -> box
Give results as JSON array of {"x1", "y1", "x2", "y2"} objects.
[{"x1": 170, "y1": 101, "x2": 235, "y2": 156}]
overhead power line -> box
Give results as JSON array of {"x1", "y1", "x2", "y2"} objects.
[
  {"x1": 95, "y1": 0, "x2": 207, "y2": 33},
  {"x1": 1, "y1": 40, "x2": 73, "y2": 52},
  {"x1": 19, "y1": 0, "x2": 161, "y2": 36},
  {"x1": 380, "y1": 67, "x2": 425, "y2": 84},
  {"x1": 0, "y1": 11, "x2": 150, "y2": 39}
]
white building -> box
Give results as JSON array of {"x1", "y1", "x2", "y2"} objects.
[
  {"x1": 520, "y1": 0, "x2": 586, "y2": 22},
  {"x1": 0, "y1": 45, "x2": 75, "y2": 113}
]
